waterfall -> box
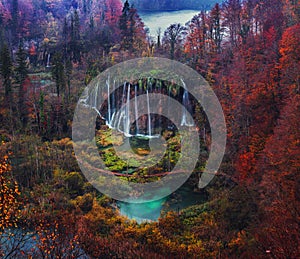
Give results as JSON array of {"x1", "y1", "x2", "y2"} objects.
[
  {"x1": 134, "y1": 84, "x2": 139, "y2": 135},
  {"x1": 123, "y1": 84, "x2": 131, "y2": 136},
  {"x1": 111, "y1": 80, "x2": 116, "y2": 126},
  {"x1": 80, "y1": 82, "x2": 102, "y2": 117},
  {"x1": 167, "y1": 86, "x2": 172, "y2": 130},
  {"x1": 106, "y1": 78, "x2": 111, "y2": 126},
  {"x1": 181, "y1": 79, "x2": 194, "y2": 126},
  {"x1": 158, "y1": 80, "x2": 162, "y2": 129},
  {"x1": 46, "y1": 53, "x2": 51, "y2": 67},
  {"x1": 111, "y1": 82, "x2": 123, "y2": 130},
  {"x1": 93, "y1": 83, "x2": 103, "y2": 117},
  {"x1": 146, "y1": 89, "x2": 152, "y2": 137},
  {"x1": 94, "y1": 83, "x2": 98, "y2": 109},
  {"x1": 115, "y1": 82, "x2": 127, "y2": 132},
  {"x1": 80, "y1": 77, "x2": 195, "y2": 139},
  {"x1": 148, "y1": 78, "x2": 152, "y2": 92}
]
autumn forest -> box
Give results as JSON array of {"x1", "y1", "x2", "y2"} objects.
[{"x1": 0, "y1": 0, "x2": 299, "y2": 258}]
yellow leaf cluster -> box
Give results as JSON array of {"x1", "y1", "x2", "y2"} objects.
[{"x1": 0, "y1": 154, "x2": 21, "y2": 232}]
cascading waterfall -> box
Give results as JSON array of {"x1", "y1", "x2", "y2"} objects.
[
  {"x1": 93, "y1": 83, "x2": 97, "y2": 109},
  {"x1": 134, "y1": 84, "x2": 139, "y2": 135},
  {"x1": 111, "y1": 80, "x2": 116, "y2": 125},
  {"x1": 106, "y1": 78, "x2": 111, "y2": 126},
  {"x1": 146, "y1": 89, "x2": 152, "y2": 137},
  {"x1": 167, "y1": 85, "x2": 171, "y2": 126},
  {"x1": 46, "y1": 53, "x2": 51, "y2": 67},
  {"x1": 81, "y1": 77, "x2": 195, "y2": 138},
  {"x1": 114, "y1": 82, "x2": 127, "y2": 132},
  {"x1": 181, "y1": 79, "x2": 194, "y2": 127},
  {"x1": 158, "y1": 80, "x2": 162, "y2": 129},
  {"x1": 124, "y1": 83, "x2": 131, "y2": 136},
  {"x1": 92, "y1": 83, "x2": 102, "y2": 117}
]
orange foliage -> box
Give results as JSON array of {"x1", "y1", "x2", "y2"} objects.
[
  {"x1": 0, "y1": 145, "x2": 20, "y2": 232},
  {"x1": 236, "y1": 152, "x2": 256, "y2": 182},
  {"x1": 257, "y1": 95, "x2": 300, "y2": 258},
  {"x1": 279, "y1": 23, "x2": 300, "y2": 93}
]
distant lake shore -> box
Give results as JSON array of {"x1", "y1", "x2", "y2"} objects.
[
  {"x1": 137, "y1": 8, "x2": 207, "y2": 12},
  {"x1": 139, "y1": 10, "x2": 201, "y2": 36},
  {"x1": 128, "y1": 0, "x2": 218, "y2": 12}
]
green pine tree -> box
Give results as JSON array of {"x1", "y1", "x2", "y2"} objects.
[
  {"x1": 70, "y1": 10, "x2": 81, "y2": 62},
  {"x1": 16, "y1": 43, "x2": 28, "y2": 85},
  {"x1": 65, "y1": 58, "x2": 72, "y2": 100},
  {"x1": 119, "y1": 0, "x2": 131, "y2": 50},
  {"x1": 0, "y1": 14, "x2": 5, "y2": 49},
  {"x1": 11, "y1": 0, "x2": 19, "y2": 43},
  {"x1": 0, "y1": 44, "x2": 13, "y2": 97},
  {"x1": 0, "y1": 44, "x2": 14, "y2": 133},
  {"x1": 15, "y1": 43, "x2": 29, "y2": 127},
  {"x1": 51, "y1": 52, "x2": 66, "y2": 98}
]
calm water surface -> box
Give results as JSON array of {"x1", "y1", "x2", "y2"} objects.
[
  {"x1": 139, "y1": 10, "x2": 200, "y2": 37},
  {"x1": 117, "y1": 183, "x2": 206, "y2": 223}
]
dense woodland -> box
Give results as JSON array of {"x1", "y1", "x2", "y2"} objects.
[{"x1": 0, "y1": 0, "x2": 299, "y2": 258}]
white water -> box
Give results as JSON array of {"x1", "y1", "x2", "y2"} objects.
[
  {"x1": 181, "y1": 81, "x2": 194, "y2": 126},
  {"x1": 46, "y1": 53, "x2": 51, "y2": 67},
  {"x1": 146, "y1": 89, "x2": 152, "y2": 137},
  {"x1": 81, "y1": 77, "x2": 194, "y2": 138},
  {"x1": 134, "y1": 84, "x2": 139, "y2": 134},
  {"x1": 124, "y1": 83, "x2": 131, "y2": 136},
  {"x1": 106, "y1": 78, "x2": 111, "y2": 124}
]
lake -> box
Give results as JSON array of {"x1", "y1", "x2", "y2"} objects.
[{"x1": 139, "y1": 10, "x2": 201, "y2": 37}]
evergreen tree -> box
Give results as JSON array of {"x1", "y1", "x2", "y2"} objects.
[
  {"x1": 0, "y1": 44, "x2": 13, "y2": 97},
  {"x1": 73, "y1": 10, "x2": 80, "y2": 41},
  {"x1": 156, "y1": 27, "x2": 161, "y2": 48},
  {"x1": 65, "y1": 58, "x2": 72, "y2": 100},
  {"x1": 11, "y1": 0, "x2": 19, "y2": 42},
  {"x1": 128, "y1": 7, "x2": 137, "y2": 48},
  {"x1": 70, "y1": 10, "x2": 81, "y2": 63},
  {"x1": 51, "y1": 52, "x2": 65, "y2": 98},
  {"x1": 89, "y1": 16, "x2": 94, "y2": 32},
  {"x1": 39, "y1": 91, "x2": 45, "y2": 134},
  {"x1": 63, "y1": 17, "x2": 69, "y2": 59},
  {"x1": 0, "y1": 44, "x2": 14, "y2": 132},
  {"x1": 210, "y1": 3, "x2": 223, "y2": 52},
  {"x1": 0, "y1": 13, "x2": 4, "y2": 49},
  {"x1": 83, "y1": 0, "x2": 87, "y2": 14},
  {"x1": 119, "y1": 0, "x2": 131, "y2": 50},
  {"x1": 15, "y1": 43, "x2": 28, "y2": 127},
  {"x1": 119, "y1": 1, "x2": 146, "y2": 52},
  {"x1": 16, "y1": 43, "x2": 28, "y2": 85}
]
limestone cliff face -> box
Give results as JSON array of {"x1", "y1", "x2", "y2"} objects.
[{"x1": 128, "y1": 0, "x2": 218, "y2": 11}]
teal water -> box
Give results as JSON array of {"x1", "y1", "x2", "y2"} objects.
[
  {"x1": 117, "y1": 183, "x2": 206, "y2": 223},
  {"x1": 139, "y1": 10, "x2": 200, "y2": 36},
  {"x1": 119, "y1": 198, "x2": 166, "y2": 223}
]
